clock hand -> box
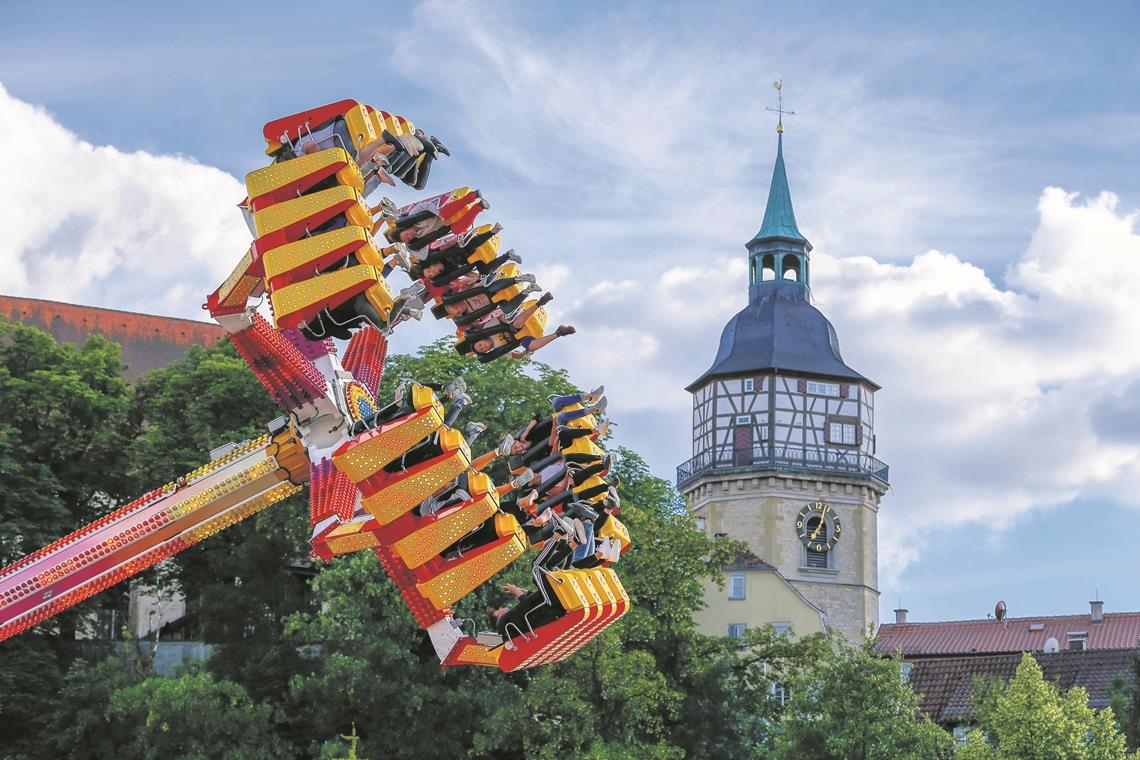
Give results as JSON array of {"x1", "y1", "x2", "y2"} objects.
[{"x1": 810, "y1": 518, "x2": 824, "y2": 541}]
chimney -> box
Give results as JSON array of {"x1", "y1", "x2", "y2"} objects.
[
  {"x1": 1091, "y1": 599, "x2": 1104, "y2": 624},
  {"x1": 894, "y1": 608, "x2": 908, "y2": 624}
]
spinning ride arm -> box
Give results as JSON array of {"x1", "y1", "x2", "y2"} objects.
[
  {"x1": 2, "y1": 98, "x2": 630, "y2": 671},
  {"x1": 0, "y1": 423, "x2": 308, "y2": 643}
]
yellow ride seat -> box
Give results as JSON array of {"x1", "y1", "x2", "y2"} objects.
[
  {"x1": 416, "y1": 527, "x2": 527, "y2": 610},
  {"x1": 261, "y1": 226, "x2": 381, "y2": 289},
  {"x1": 269, "y1": 265, "x2": 395, "y2": 331},
  {"x1": 245, "y1": 147, "x2": 363, "y2": 208},
  {"x1": 391, "y1": 471, "x2": 501, "y2": 569},
  {"x1": 333, "y1": 385, "x2": 444, "y2": 483},
  {"x1": 253, "y1": 186, "x2": 372, "y2": 240},
  {"x1": 360, "y1": 427, "x2": 472, "y2": 525}
]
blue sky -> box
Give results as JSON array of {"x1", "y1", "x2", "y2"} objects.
[{"x1": 2, "y1": 0, "x2": 1140, "y2": 625}]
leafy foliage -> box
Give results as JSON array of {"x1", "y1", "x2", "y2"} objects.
[
  {"x1": 958, "y1": 653, "x2": 1138, "y2": 760},
  {"x1": 1108, "y1": 653, "x2": 1140, "y2": 752},
  {"x1": 777, "y1": 639, "x2": 954, "y2": 760}
]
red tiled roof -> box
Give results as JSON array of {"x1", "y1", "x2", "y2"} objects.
[
  {"x1": 0, "y1": 295, "x2": 223, "y2": 346},
  {"x1": 907, "y1": 649, "x2": 1138, "y2": 725},
  {"x1": 878, "y1": 612, "x2": 1140, "y2": 657}
]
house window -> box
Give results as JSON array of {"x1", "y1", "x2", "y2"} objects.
[
  {"x1": 770, "y1": 681, "x2": 790, "y2": 707},
  {"x1": 736, "y1": 415, "x2": 751, "y2": 425},
  {"x1": 729, "y1": 574, "x2": 746, "y2": 600},
  {"x1": 806, "y1": 381, "x2": 840, "y2": 397},
  {"x1": 727, "y1": 623, "x2": 747, "y2": 639},
  {"x1": 695, "y1": 517, "x2": 707, "y2": 532},
  {"x1": 772, "y1": 621, "x2": 791, "y2": 637},
  {"x1": 1067, "y1": 632, "x2": 1088, "y2": 651},
  {"x1": 829, "y1": 422, "x2": 856, "y2": 445},
  {"x1": 744, "y1": 378, "x2": 754, "y2": 392}
]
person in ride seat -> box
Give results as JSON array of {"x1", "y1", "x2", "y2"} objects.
[
  {"x1": 348, "y1": 378, "x2": 465, "y2": 436},
  {"x1": 436, "y1": 272, "x2": 540, "y2": 325},
  {"x1": 361, "y1": 128, "x2": 449, "y2": 190},
  {"x1": 455, "y1": 297, "x2": 575, "y2": 363},
  {"x1": 491, "y1": 579, "x2": 565, "y2": 646},
  {"x1": 383, "y1": 190, "x2": 488, "y2": 250},
  {"x1": 412, "y1": 229, "x2": 515, "y2": 307}
]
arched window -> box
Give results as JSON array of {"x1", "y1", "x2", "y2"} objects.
[
  {"x1": 761, "y1": 254, "x2": 776, "y2": 281},
  {"x1": 782, "y1": 254, "x2": 801, "y2": 282},
  {"x1": 803, "y1": 516, "x2": 830, "y2": 569}
]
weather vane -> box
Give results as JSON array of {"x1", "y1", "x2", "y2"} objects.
[{"x1": 766, "y1": 80, "x2": 794, "y2": 134}]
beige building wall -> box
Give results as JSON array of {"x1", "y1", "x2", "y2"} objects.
[
  {"x1": 696, "y1": 570, "x2": 826, "y2": 638},
  {"x1": 685, "y1": 470, "x2": 884, "y2": 641}
]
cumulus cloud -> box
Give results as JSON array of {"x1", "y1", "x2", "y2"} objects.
[{"x1": 0, "y1": 82, "x2": 250, "y2": 319}]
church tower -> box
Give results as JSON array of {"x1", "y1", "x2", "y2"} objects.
[{"x1": 681, "y1": 130, "x2": 889, "y2": 642}]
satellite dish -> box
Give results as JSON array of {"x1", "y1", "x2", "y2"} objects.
[
  {"x1": 1044, "y1": 637, "x2": 1060, "y2": 653},
  {"x1": 995, "y1": 601, "x2": 1007, "y2": 621}
]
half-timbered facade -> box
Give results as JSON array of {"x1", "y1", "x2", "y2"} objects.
[{"x1": 683, "y1": 132, "x2": 889, "y2": 641}]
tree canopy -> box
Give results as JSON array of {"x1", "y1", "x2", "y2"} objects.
[{"x1": 958, "y1": 653, "x2": 1138, "y2": 760}]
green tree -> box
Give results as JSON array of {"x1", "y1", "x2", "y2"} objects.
[
  {"x1": 778, "y1": 639, "x2": 954, "y2": 760},
  {"x1": 0, "y1": 323, "x2": 134, "y2": 758},
  {"x1": 45, "y1": 655, "x2": 290, "y2": 760},
  {"x1": 0, "y1": 321, "x2": 132, "y2": 565},
  {"x1": 958, "y1": 652, "x2": 1138, "y2": 760},
  {"x1": 1108, "y1": 654, "x2": 1140, "y2": 751}
]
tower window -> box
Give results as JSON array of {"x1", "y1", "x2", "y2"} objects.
[
  {"x1": 781, "y1": 254, "x2": 801, "y2": 281},
  {"x1": 736, "y1": 415, "x2": 751, "y2": 425},
  {"x1": 806, "y1": 381, "x2": 840, "y2": 397},
  {"x1": 762, "y1": 254, "x2": 776, "y2": 281},
  {"x1": 729, "y1": 574, "x2": 746, "y2": 600},
  {"x1": 829, "y1": 422, "x2": 856, "y2": 445}
]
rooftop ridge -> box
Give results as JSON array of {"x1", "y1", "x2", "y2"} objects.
[
  {"x1": 0, "y1": 294, "x2": 223, "y2": 347},
  {"x1": 880, "y1": 610, "x2": 1140, "y2": 627}
]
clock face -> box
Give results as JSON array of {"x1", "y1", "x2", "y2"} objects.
[{"x1": 795, "y1": 501, "x2": 842, "y2": 552}]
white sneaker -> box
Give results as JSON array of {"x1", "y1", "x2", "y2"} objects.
[{"x1": 510, "y1": 468, "x2": 535, "y2": 489}]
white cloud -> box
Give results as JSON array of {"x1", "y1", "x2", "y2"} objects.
[{"x1": 0, "y1": 82, "x2": 249, "y2": 319}]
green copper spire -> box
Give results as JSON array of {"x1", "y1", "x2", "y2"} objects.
[
  {"x1": 751, "y1": 133, "x2": 806, "y2": 244},
  {"x1": 746, "y1": 131, "x2": 813, "y2": 298}
]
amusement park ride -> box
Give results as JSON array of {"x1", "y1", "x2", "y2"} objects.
[{"x1": 0, "y1": 100, "x2": 630, "y2": 671}]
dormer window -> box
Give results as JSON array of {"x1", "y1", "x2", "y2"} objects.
[{"x1": 1067, "y1": 631, "x2": 1088, "y2": 651}]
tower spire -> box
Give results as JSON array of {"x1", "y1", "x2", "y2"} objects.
[{"x1": 747, "y1": 81, "x2": 812, "y2": 298}]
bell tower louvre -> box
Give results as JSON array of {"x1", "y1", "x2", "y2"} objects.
[{"x1": 682, "y1": 125, "x2": 889, "y2": 642}]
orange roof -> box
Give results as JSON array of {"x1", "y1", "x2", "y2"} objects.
[
  {"x1": 0, "y1": 294, "x2": 223, "y2": 347},
  {"x1": 877, "y1": 611, "x2": 1140, "y2": 657}
]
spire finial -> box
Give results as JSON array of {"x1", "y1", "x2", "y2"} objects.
[{"x1": 766, "y1": 80, "x2": 794, "y2": 134}]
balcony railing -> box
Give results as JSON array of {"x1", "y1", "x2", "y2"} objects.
[{"x1": 676, "y1": 444, "x2": 889, "y2": 489}]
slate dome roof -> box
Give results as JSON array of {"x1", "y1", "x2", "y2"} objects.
[{"x1": 687, "y1": 281, "x2": 873, "y2": 391}]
